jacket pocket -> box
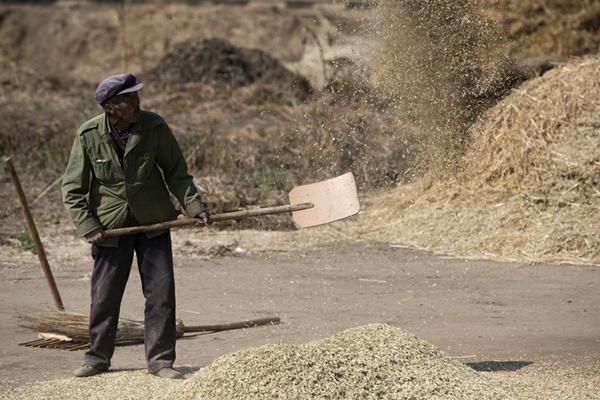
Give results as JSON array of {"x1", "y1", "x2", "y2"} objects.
[
  {"x1": 92, "y1": 157, "x2": 113, "y2": 181},
  {"x1": 137, "y1": 153, "x2": 156, "y2": 181}
]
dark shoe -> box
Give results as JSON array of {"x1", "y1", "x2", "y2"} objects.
[
  {"x1": 73, "y1": 364, "x2": 108, "y2": 377},
  {"x1": 151, "y1": 367, "x2": 183, "y2": 379}
]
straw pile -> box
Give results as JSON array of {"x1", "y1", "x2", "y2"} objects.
[
  {"x1": 350, "y1": 56, "x2": 600, "y2": 265},
  {"x1": 488, "y1": 0, "x2": 600, "y2": 58}
]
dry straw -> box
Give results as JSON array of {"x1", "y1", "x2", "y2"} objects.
[
  {"x1": 487, "y1": 0, "x2": 600, "y2": 58},
  {"x1": 349, "y1": 56, "x2": 600, "y2": 265}
]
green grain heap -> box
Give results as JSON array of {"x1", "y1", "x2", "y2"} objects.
[{"x1": 171, "y1": 323, "x2": 533, "y2": 400}]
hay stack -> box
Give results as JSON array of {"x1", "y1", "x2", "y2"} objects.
[
  {"x1": 170, "y1": 324, "x2": 532, "y2": 400},
  {"x1": 350, "y1": 56, "x2": 600, "y2": 265},
  {"x1": 488, "y1": 0, "x2": 600, "y2": 58}
]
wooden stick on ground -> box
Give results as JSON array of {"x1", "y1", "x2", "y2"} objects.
[
  {"x1": 182, "y1": 317, "x2": 281, "y2": 333},
  {"x1": 3, "y1": 157, "x2": 65, "y2": 311},
  {"x1": 32, "y1": 173, "x2": 64, "y2": 206}
]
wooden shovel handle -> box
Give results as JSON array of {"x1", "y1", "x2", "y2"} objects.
[
  {"x1": 103, "y1": 203, "x2": 313, "y2": 238},
  {"x1": 183, "y1": 316, "x2": 281, "y2": 333}
]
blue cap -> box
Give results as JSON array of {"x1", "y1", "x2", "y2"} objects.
[{"x1": 95, "y1": 73, "x2": 144, "y2": 105}]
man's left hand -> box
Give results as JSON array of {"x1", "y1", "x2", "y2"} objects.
[{"x1": 195, "y1": 210, "x2": 211, "y2": 226}]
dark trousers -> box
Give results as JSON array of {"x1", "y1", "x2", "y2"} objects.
[{"x1": 84, "y1": 231, "x2": 176, "y2": 373}]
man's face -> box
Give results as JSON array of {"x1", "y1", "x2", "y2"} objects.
[{"x1": 106, "y1": 92, "x2": 141, "y2": 124}]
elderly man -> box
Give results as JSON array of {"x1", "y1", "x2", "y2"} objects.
[{"x1": 62, "y1": 73, "x2": 208, "y2": 379}]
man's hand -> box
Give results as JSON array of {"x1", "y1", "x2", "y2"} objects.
[
  {"x1": 85, "y1": 228, "x2": 105, "y2": 244},
  {"x1": 194, "y1": 210, "x2": 211, "y2": 226}
]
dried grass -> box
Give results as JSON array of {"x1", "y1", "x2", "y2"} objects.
[
  {"x1": 348, "y1": 56, "x2": 600, "y2": 265},
  {"x1": 488, "y1": 0, "x2": 600, "y2": 58}
]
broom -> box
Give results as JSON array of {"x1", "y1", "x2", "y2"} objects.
[{"x1": 19, "y1": 310, "x2": 281, "y2": 348}]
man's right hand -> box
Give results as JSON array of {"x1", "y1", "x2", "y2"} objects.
[
  {"x1": 195, "y1": 210, "x2": 211, "y2": 226},
  {"x1": 85, "y1": 228, "x2": 105, "y2": 244}
]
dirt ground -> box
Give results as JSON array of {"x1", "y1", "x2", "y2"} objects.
[
  {"x1": 0, "y1": 237, "x2": 599, "y2": 395},
  {"x1": 0, "y1": 1, "x2": 599, "y2": 397}
]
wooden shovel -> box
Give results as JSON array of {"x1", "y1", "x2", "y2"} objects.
[{"x1": 104, "y1": 172, "x2": 360, "y2": 238}]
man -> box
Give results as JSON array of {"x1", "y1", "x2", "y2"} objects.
[{"x1": 62, "y1": 73, "x2": 209, "y2": 379}]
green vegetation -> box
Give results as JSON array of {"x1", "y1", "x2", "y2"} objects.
[
  {"x1": 242, "y1": 167, "x2": 288, "y2": 191},
  {"x1": 16, "y1": 231, "x2": 36, "y2": 254}
]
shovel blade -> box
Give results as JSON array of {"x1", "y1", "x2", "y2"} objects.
[{"x1": 288, "y1": 172, "x2": 360, "y2": 228}]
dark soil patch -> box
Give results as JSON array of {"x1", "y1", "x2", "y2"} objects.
[{"x1": 146, "y1": 38, "x2": 312, "y2": 101}]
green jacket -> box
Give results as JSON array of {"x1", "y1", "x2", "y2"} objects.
[{"x1": 62, "y1": 110, "x2": 205, "y2": 247}]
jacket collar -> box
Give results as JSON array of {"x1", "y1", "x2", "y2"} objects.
[
  {"x1": 124, "y1": 119, "x2": 143, "y2": 158},
  {"x1": 101, "y1": 112, "x2": 144, "y2": 159}
]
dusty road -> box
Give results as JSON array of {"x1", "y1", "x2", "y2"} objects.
[{"x1": 0, "y1": 241, "x2": 599, "y2": 390}]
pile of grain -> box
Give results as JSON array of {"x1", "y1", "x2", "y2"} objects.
[
  {"x1": 6, "y1": 325, "x2": 600, "y2": 399},
  {"x1": 169, "y1": 324, "x2": 530, "y2": 400},
  {"x1": 350, "y1": 56, "x2": 600, "y2": 265},
  {"x1": 5, "y1": 368, "x2": 193, "y2": 400}
]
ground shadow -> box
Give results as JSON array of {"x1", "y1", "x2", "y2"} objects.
[
  {"x1": 466, "y1": 361, "x2": 533, "y2": 372},
  {"x1": 109, "y1": 366, "x2": 202, "y2": 375},
  {"x1": 107, "y1": 367, "x2": 149, "y2": 373},
  {"x1": 177, "y1": 332, "x2": 215, "y2": 340}
]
